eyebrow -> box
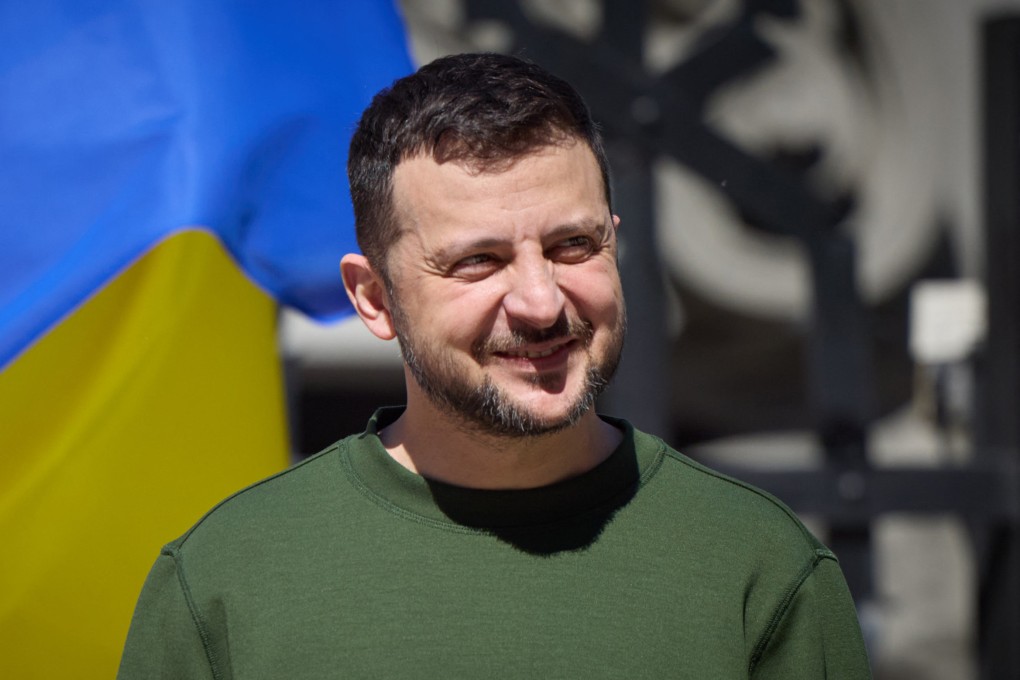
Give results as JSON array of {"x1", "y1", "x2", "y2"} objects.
[{"x1": 543, "y1": 218, "x2": 610, "y2": 242}]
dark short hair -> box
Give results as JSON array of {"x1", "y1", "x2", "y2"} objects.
[{"x1": 348, "y1": 52, "x2": 612, "y2": 278}]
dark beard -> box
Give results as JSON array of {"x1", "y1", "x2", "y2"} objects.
[{"x1": 392, "y1": 308, "x2": 625, "y2": 438}]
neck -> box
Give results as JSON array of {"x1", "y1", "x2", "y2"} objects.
[{"x1": 378, "y1": 396, "x2": 622, "y2": 490}]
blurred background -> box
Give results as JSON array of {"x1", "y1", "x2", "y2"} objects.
[{"x1": 1, "y1": 1, "x2": 1017, "y2": 678}]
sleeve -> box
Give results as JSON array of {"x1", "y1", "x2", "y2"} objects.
[
  {"x1": 116, "y1": 552, "x2": 217, "y2": 680},
  {"x1": 750, "y1": 555, "x2": 873, "y2": 680}
]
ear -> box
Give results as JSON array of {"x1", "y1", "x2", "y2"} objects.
[
  {"x1": 340, "y1": 254, "x2": 397, "y2": 341},
  {"x1": 612, "y1": 214, "x2": 621, "y2": 230}
]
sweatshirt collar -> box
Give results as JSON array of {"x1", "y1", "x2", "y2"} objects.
[{"x1": 341, "y1": 407, "x2": 663, "y2": 531}]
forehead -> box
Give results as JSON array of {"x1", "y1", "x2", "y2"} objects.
[{"x1": 390, "y1": 142, "x2": 608, "y2": 244}]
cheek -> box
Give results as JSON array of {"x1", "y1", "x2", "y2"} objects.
[
  {"x1": 409, "y1": 281, "x2": 504, "y2": 345},
  {"x1": 561, "y1": 264, "x2": 623, "y2": 320}
]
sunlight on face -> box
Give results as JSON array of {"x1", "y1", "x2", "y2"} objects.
[{"x1": 386, "y1": 141, "x2": 626, "y2": 437}]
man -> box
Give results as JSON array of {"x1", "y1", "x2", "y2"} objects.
[{"x1": 118, "y1": 53, "x2": 871, "y2": 679}]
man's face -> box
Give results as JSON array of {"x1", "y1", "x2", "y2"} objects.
[{"x1": 385, "y1": 141, "x2": 625, "y2": 437}]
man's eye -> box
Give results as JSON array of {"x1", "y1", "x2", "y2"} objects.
[
  {"x1": 459, "y1": 253, "x2": 493, "y2": 266},
  {"x1": 450, "y1": 253, "x2": 499, "y2": 277},
  {"x1": 550, "y1": 236, "x2": 595, "y2": 262}
]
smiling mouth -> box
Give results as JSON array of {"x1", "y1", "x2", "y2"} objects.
[
  {"x1": 475, "y1": 316, "x2": 594, "y2": 363},
  {"x1": 495, "y1": 340, "x2": 574, "y2": 361},
  {"x1": 503, "y1": 346, "x2": 561, "y2": 359}
]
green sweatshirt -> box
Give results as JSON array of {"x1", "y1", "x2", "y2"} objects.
[{"x1": 118, "y1": 409, "x2": 871, "y2": 679}]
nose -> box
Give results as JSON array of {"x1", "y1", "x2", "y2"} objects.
[{"x1": 502, "y1": 257, "x2": 566, "y2": 329}]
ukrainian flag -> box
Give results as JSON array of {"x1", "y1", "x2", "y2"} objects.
[{"x1": 0, "y1": 2, "x2": 412, "y2": 676}]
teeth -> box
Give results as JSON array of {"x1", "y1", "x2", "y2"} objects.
[{"x1": 508, "y1": 346, "x2": 557, "y2": 359}]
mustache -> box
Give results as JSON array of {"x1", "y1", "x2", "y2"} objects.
[{"x1": 473, "y1": 314, "x2": 594, "y2": 357}]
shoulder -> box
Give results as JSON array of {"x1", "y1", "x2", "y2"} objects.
[
  {"x1": 631, "y1": 428, "x2": 829, "y2": 560},
  {"x1": 165, "y1": 434, "x2": 362, "y2": 558},
  {"x1": 619, "y1": 427, "x2": 857, "y2": 658}
]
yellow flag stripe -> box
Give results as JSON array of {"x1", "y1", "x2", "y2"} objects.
[{"x1": 0, "y1": 229, "x2": 289, "y2": 678}]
